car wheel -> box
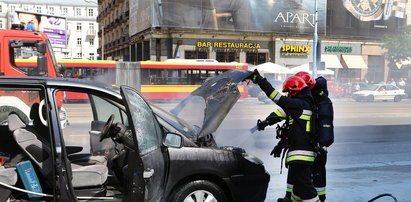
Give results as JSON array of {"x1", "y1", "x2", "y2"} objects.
[
  {"x1": 394, "y1": 95, "x2": 402, "y2": 102},
  {"x1": 170, "y1": 180, "x2": 227, "y2": 202},
  {"x1": 367, "y1": 95, "x2": 374, "y2": 102}
]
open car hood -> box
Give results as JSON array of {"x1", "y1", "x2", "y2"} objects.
[{"x1": 170, "y1": 69, "x2": 253, "y2": 139}]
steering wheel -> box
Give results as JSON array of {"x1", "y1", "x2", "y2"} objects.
[{"x1": 99, "y1": 114, "x2": 115, "y2": 142}]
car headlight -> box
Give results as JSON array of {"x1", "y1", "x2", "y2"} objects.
[{"x1": 242, "y1": 153, "x2": 263, "y2": 165}]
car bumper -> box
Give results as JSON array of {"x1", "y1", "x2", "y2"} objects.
[{"x1": 225, "y1": 171, "x2": 270, "y2": 202}]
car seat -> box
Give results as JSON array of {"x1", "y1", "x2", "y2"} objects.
[
  {"x1": 8, "y1": 112, "x2": 108, "y2": 192},
  {"x1": 0, "y1": 166, "x2": 18, "y2": 201},
  {"x1": 30, "y1": 103, "x2": 107, "y2": 166}
]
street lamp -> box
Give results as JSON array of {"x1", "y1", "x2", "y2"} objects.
[{"x1": 312, "y1": 0, "x2": 318, "y2": 78}]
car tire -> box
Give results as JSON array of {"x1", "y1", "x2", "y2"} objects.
[
  {"x1": 367, "y1": 95, "x2": 374, "y2": 102},
  {"x1": 170, "y1": 180, "x2": 227, "y2": 202},
  {"x1": 394, "y1": 95, "x2": 402, "y2": 102}
]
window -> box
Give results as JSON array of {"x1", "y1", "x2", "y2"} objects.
[
  {"x1": 77, "y1": 23, "x2": 82, "y2": 31},
  {"x1": 23, "y1": 6, "x2": 29, "y2": 11},
  {"x1": 88, "y1": 9, "x2": 94, "y2": 16},
  {"x1": 62, "y1": 8, "x2": 68, "y2": 16},
  {"x1": 0, "y1": 20, "x2": 2, "y2": 29},
  {"x1": 75, "y1": 8, "x2": 81, "y2": 16},
  {"x1": 49, "y1": 7, "x2": 54, "y2": 15},
  {"x1": 0, "y1": 5, "x2": 2, "y2": 13},
  {"x1": 89, "y1": 53, "x2": 94, "y2": 60},
  {"x1": 77, "y1": 38, "x2": 82, "y2": 46},
  {"x1": 77, "y1": 52, "x2": 82, "y2": 58},
  {"x1": 123, "y1": 88, "x2": 162, "y2": 154},
  {"x1": 185, "y1": 50, "x2": 208, "y2": 59},
  {"x1": 63, "y1": 52, "x2": 69, "y2": 58},
  {"x1": 36, "y1": 6, "x2": 41, "y2": 13},
  {"x1": 246, "y1": 52, "x2": 267, "y2": 65},
  {"x1": 89, "y1": 38, "x2": 94, "y2": 46},
  {"x1": 216, "y1": 51, "x2": 238, "y2": 62},
  {"x1": 10, "y1": 5, "x2": 15, "y2": 12}
]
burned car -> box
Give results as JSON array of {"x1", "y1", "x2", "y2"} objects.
[{"x1": 0, "y1": 71, "x2": 269, "y2": 202}]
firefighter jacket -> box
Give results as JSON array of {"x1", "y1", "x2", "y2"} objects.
[{"x1": 257, "y1": 78, "x2": 316, "y2": 165}]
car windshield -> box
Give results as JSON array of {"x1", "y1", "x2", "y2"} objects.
[{"x1": 363, "y1": 84, "x2": 380, "y2": 91}]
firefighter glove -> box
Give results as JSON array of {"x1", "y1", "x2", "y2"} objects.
[
  {"x1": 247, "y1": 69, "x2": 264, "y2": 84},
  {"x1": 257, "y1": 119, "x2": 268, "y2": 131},
  {"x1": 270, "y1": 144, "x2": 283, "y2": 158}
]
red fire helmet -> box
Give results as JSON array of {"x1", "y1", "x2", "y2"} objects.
[
  {"x1": 294, "y1": 71, "x2": 316, "y2": 90},
  {"x1": 282, "y1": 76, "x2": 308, "y2": 96}
]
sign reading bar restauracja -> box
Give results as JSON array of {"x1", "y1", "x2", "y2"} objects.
[
  {"x1": 324, "y1": 46, "x2": 352, "y2": 53},
  {"x1": 280, "y1": 45, "x2": 312, "y2": 56},
  {"x1": 197, "y1": 42, "x2": 261, "y2": 49}
]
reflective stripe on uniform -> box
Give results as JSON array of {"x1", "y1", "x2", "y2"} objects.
[
  {"x1": 269, "y1": 90, "x2": 282, "y2": 102},
  {"x1": 286, "y1": 150, "x2": 316, "y2": 163},
  {"x1": 302, "y1": 195, "x2": 320, "y2": 202},
  {"x1": 299, "y1": 110, "x2": 312, "y2": 132},
  {"x1": 286, "y1": 183, "x2": 293, "y2": 193},
  {"x1": 291, "y1": 193, "x2": 302, "y2": 202},
  {"x1": 315, "y1": 187, "x2": 326, "y2": 196},
  {"x1": 274, "y1": 108, "x2": 287, "y2": 118}
]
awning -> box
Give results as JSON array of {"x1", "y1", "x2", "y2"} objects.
[
  {"x1": 341, "y1": 55, "x2": 368, "y2": 69},
  {"x1": 250, "y1": 62, "x2": 293, "y2": 74},
  {"x1": 321, "y1": 54, "x2": 343, "y2": 68},
  {"x1": 396, "y1": 60, "x2": 411, "y2": 69},
  {"x1": 290, "y1": 63, "x2": 334, "y2": 75}
]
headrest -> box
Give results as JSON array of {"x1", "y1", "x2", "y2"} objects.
[
  {"x1": 8, "y1": 112, "x2": 27, "y2": 132},
  {"x1": 30, "y1": 103, "x2": 40, "y2": 120}
]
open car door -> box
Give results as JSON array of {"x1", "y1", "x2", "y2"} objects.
[{"x1": 120, "y1": 86, "x2": 167, "y2": 202}]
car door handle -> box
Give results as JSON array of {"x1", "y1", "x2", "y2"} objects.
[{"x1": 143, "y1": 168, "x2": 154, "y2": 179}]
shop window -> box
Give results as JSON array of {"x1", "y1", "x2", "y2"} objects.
[
  {"x1": 185, "y1": 50, "x2": 208, "y2": 59},
  {"x1": 246, "y1": 52, "x2": 267, "y2": 65},
  {"x1": 216, "y1": 51, "x2": 237, "y2": 62}
]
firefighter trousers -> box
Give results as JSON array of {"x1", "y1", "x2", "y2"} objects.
[{"x1": 287, "y1": 164, "x2": 319, "y2": 201}]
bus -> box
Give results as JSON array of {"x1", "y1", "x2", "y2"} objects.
[
  {"x1": 135, "y1": 59, "x2": 249, "y2": 99},
  {"x1": 16, "y1": 59, "x2": 249, "y2": 100}
]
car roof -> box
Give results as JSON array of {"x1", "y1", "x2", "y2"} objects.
[{"x1": 0, "y1": 76, "x2": 122, "y2": 99}]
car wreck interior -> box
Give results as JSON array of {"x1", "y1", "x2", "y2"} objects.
[{"x1": 0, "y1": 89, "x2": 139, "y2": 201}]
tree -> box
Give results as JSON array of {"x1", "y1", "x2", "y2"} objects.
[{"x1": 383, "y1": 25, "x2": 411, "y2": 70}]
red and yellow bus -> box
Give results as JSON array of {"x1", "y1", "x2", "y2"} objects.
[
  {"x1": 137, "y1": 60, "x2": 249, "y2": 99},
  {"x1": 16, "y1": 59, "x2": 249, "y2": 100}
]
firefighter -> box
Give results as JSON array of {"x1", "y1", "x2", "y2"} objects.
[
  {"x1": 249, "y1": 70, "x2": 319, "y2": 202},
  {"x1": 294, "y1": 71, "x2": 328, "y2": 202}
]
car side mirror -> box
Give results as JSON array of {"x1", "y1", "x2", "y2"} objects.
[
  {"x1": 36, "y1": 42, "x2": 47, "y2": 55},
  {"x1": 37, "y1": 56, "x2": 48, "y2": 76},
  {"x1": 164, "y1": 132, "x2": 183, "y2": 148}
]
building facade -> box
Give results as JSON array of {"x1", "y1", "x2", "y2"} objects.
[
  {"x1": 0, "y1": 0, "x2": 99, "y2": 60},
  {"x1": 96, "y1": 0, "x2": 411, "y2": 84}
]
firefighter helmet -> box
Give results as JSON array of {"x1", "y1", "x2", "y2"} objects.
[
  {"x1": 282, "y1": 76, "x2": 307, "y2": 96},
  {"x1": 295, "y1": 71, "x2": 316, "y2": 90}
]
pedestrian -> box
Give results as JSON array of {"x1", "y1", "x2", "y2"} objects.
[
  {"x1": 248, "y1": 70, "x2": 319, "y2": 202},
  {"x1": 398, "y1": 78, "x2": 406, "y2": 89}
]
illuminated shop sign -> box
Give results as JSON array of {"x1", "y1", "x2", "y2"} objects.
[
  {"x1": 324, "y1": 46, "x2": 352, "y2": 53},
  {"x1": 197, "y1": 42, "x2": 261, "y2": 49},
  {"x1": 280, "y1": 45, "x2": 312, "y2": 56}
]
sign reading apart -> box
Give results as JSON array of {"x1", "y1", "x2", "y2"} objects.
[
  {"x1": 197, "y1": 42, "x2": 261, "y2": 49},
  {"x1": 324, "y1": 46, "x2": 352, "y2": 53},
  {"x1": 280, "y1": 45, "x2": 312, "y2": 56}
]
